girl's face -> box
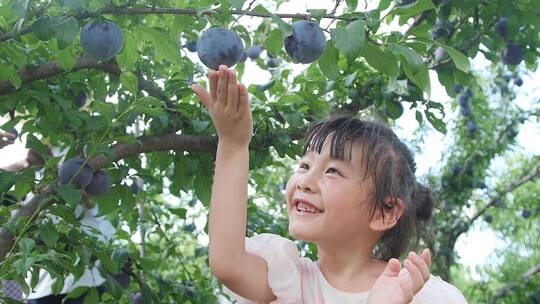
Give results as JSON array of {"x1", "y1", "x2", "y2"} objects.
[{"x1": 285, "y1": 138, "x2": 376, "y2": 244}]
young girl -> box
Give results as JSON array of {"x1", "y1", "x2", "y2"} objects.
[{"x1": 192, "y1": 65, "x2": 468, "y2": 304}]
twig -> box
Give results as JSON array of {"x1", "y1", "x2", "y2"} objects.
[{"x1": 0, "y1": 6, "x2": 359, "y2": 43}]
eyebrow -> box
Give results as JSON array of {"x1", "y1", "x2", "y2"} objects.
[{"x1": 302, "y1": 152, "x2": 354, "y2": 168}]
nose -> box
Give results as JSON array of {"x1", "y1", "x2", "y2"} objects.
[{"x1": 297, "y1": 171, "x2": 319, "y2": 193}]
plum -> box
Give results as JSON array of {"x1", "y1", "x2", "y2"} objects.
[
  {"x1": 383, "y1": 101, "x2": 404, "y2": 119},
  {"x1": 514, "y1": 77, "x2": 523, "y2": 86},
  {"x1": 267, "y1": 57, "x2": 279, "y2": 68},
  {"x1": 85, "y1": 170, "x2": 111, "y2": 196},
  {"x1": 434, "y1": 47, "x2": 447, "y2": 60},
  {"x1": 239, "y1": 51, "x2": 248, "y2": 62},
  {"x1": 196, "y1": 27, "x2": 243, "y2": 70},
  {"x1": 80, "y1": 20, "x2": 124, "y2": 62},
  {"x1": 521, "y1": 209, "x2": 531, "y2": 219},
  {"x1": 247, "y1": 45, "x2": 262, "y2": 59},
  {"x1": 495, "y1": 16, "x2": 508, "y2": 38},
  {"x1": 7, "y1": 128, "x2": 18, "y2": 139},
  {"x1": 284, "y1": 20, "x2": 326, "y2": 64},
  {"x1": 458, "y1": 95, "x2": 469, "y2": 107},
  {"x1": 114, "y1": 271, "x2": 131, "y2": 289},
  {"x1": 75, "y1": 90, "x2": 87, "y2": 108},
  {"x1": 59, "y1": 157, "x2": 94, "y2": 189},
  {"x1": 132, "y1": 292, "x2": 148, "y2": 304},
  {"x1": 185, "y1": 40, "x2": 197, "y2": 52},
  {"x1": 501, "y1": 43, "x2": 525, "y2": 65},
  {"x1": 453, "y1": 84, "x2": 463, "y2": 94},
  {"x1": 451, "y1": 165, "x2": 461, "y2": 175},
  {"x1": 460, "y1": 106, "x2": 471, "y2": 117},
  {"x1": 466, "y1": 121, "x2": 478, "y2": 134}
]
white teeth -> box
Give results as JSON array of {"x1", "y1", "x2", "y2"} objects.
[{"x1": 297, "y1": 202, "x2": 322, "y2": 213}]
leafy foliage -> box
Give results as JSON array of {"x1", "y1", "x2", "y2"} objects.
[{"x1": 0, "y1": 0, "x2": 538, "y2": 303}]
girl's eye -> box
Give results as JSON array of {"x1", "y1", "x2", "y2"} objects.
[
  {"x1": 298, "y1": 162, "x2": 309, "y2": 170},
  {"x1": 326, "y1": 167, "x2": 339, "y2": 174}
]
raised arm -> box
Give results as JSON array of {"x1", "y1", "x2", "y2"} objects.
[{"x1": 192, "y1": 65, "x2": 276, "y2": 303}]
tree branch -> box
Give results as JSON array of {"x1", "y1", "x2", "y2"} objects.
[
  {"x1": 0, "y1": 6, "x2": 357, "y2": 44},
  {"x1": 489, "y1": 264, "x2": 540, "y2": 304},
  {"x1": 0, "y1": 57, "x2": 120, "y2": 96},
  {"x1": 463, "y1": 160, "x2": 540, "y2": 231}
]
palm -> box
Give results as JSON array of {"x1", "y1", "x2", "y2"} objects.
[{"x1": 367, "y1": 250, "x2": 431, "y2": 304}]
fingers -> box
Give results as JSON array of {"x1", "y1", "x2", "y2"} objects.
[
  {"x1": 227, "y1": 69, "x2": 239, "y2": 112},
  {"x1": 403, "y1": 254, "x2": 424, "y2": 293},
  {"x1": 209, "y1": 69, "x2": 218, "y2": 102},
  {"x1": 382, "y1": 258, "x2": 401, "y2": 277},
  {"x1": 217, "y1": 65, "x2": 229, "y2": 108},
  {"x1": 422, "y1": 248, "x2": 432, "y2": 268},
  {"x1": 238, "y1": 84, "x2": 249, "y2": 111},
  {"x1": 399, "y1": 277, "x2": 415, "y2": 301},
  {"x1": 191, "y1": 84, "x2": 211, "y2": 109},
  {"x1": 410, "y1": 250, "x2": 431, "y2": 282}
]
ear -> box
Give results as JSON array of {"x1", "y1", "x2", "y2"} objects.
[{"x1": 369, "y1": 197, "x2": 405, "y2": 232}]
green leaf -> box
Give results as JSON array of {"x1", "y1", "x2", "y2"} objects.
[
  {"x1": 83, "y1": 287, "x2": 99, "y2": 304},
  {"x1": 62, "y1": 0, "x2": 84, "y2": 11},
  {"x1": 192, "y1": 120, "x2": 210, "y2": 133},
  {"x1": 14, "y1": 257, "x2": 34, "y2": 274},
  {"x1": 31, "y1": 16, "x2": 57, "y2": 41},
  {"x1": 360, "y1": 44, "x2": 398, "y2": 78},
  {"x1": 226, "y1": 0, "x2": 246, "y2": 10},
  {"x1": 388, "y1": 43, "x2": 424, "y2": 72},
  {"x1": 394, "y1": 0, "x2": 435, "y2": 16},
  {"x1": 307, "y1": 9, "x2": 327, "y2": 19},
  {"x1": 12, "y1": 0, "x2": 29, "y2": 18},
  {"x1": 318, "y1": 40, "x2": 340, "y2": 80},
  {"x1": 39, "y1": 222, "x2": 60, "y2": 247},
  {"x1": 133, "y1": 96, "x2": 165, "y2": 117},
  {"x1": 424, "y1": 109, "x2": 446, "y2": 133},
  {"x1": 330, "y1": 20, "x2": 365, "y2": 61},
  {"x1": 403, "y1": 59, "x2": 430, "y2": 95},
  {"x1": 65, "y1": 287, "x2": 90, "y2": 301},
  {"x1": 58, "y1": 184, "x2": 82, "y2": 207},
  {"x1": 256, "y1": 6, "x2": 292, "y2": 36},
  {"x1": 138, "y1": 27, "x2": 179, "y2": 63},
  {"x1": 120, "y1": 71, "x2": 138, "y2": 92},
  {"x1": 264, "y1": 29, "x2": 283, "y2": 55},
  {"x1": 439, "y1": 45, "x2": 470, "y2": 73},
  {"x1": 57, "y1": 47, "x2": 76, "y2": 71},
  {"x1": 117, "y1": 31, "x2": 138, "y2": 71},
  {"x1": 169, "y1": 207, "x2": 187, "y2": 219},
  {"x1": 19, "y1": 237, "x2": 35, "y2": 254},
  {"x1": 54, "y1": 16, "x2": 79, "y2": 49},
  {"x1": 0, "y1": 64, "x2": 22, "y2": 89},
  {"x1": 346, "y1": 0, "x2": 358, "y2": 11}
]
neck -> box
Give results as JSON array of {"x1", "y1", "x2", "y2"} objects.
[{"x1": 315, "y1": 237, "x2": 386, "y2": 292}]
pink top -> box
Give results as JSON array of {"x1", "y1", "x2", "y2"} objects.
[{"x1": 224, "y1": 234, "x2": 468, "y2": 304}]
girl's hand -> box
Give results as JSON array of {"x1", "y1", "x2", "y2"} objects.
[
  {"x1": 191, "y1": 65, "x2": 253, "y2": 148},
  {"x1": 367, "y1": 249, "x2": 431, "y2": 304}
]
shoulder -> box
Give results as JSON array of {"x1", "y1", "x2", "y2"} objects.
[
  {"x1": 413, "y1": 275, "x2": 468, "y2": 304},
  {"x1": 245, "y1": 233, "x2": 301, "y2": 261}
]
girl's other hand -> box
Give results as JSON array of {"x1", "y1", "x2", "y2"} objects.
[
  {"x1": 191, "y1": 65, "x2": 253, "y2": 148},
  {"x1": 367, "y1": 249, "x2": 431, "y2": 304}
]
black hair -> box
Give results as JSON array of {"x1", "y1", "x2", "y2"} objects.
[{"x1": 301, "y1": 115, "x2": 434, "y2": 260}]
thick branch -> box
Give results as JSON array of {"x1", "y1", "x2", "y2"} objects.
[
  {"x1": 0, "y1": 134, "x2": 216, "y2": 261},
  {"x1": 462, "y1": 161, "x2": 540, "y2": 233},
  {"x1": 489, "y1": 264, "x2": 540, "y2": 304},
  {"x1": 0, "y1": 57, "x2": 120, "y2": 95},
  {"x1": 0, "y1": 6, "x2": 357, "y2": 43}
]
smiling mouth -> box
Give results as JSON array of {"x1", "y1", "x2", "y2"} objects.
[{"x1": 293, "y1": 200, "x2": 323, "y2": 213}]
